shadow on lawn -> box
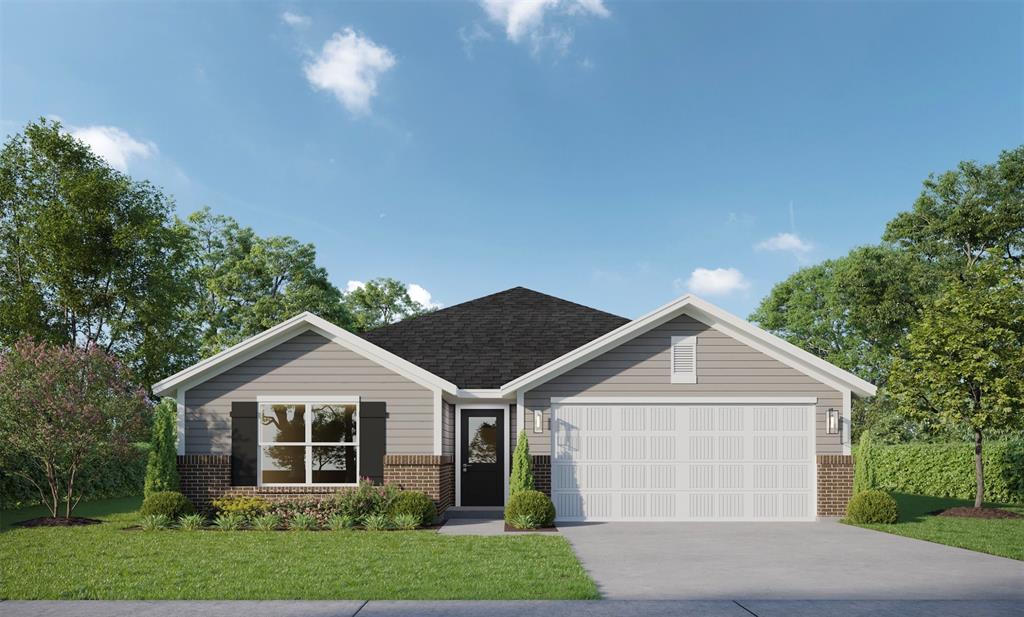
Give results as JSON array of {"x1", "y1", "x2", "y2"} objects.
[
  {"x1": 0, "y1": 495, "x2": 143, "y2": 530},
  {"x1": 889, "y1": 492, "x2": 1023, "y2": 523}
]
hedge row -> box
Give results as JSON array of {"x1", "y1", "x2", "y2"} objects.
[
  {"x1": 0, "y1": 443, "x2": 150, "y2": 509},
  {"x1": 857, "y1": 440, "x2": 1024, "y2": 504}
]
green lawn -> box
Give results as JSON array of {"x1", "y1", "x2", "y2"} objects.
[
  {"x1": 848, "y1": 492, "x2": 1024, "y2": 561},
  {"x1": 0, "y1": 497, "x2": 598, "y2": 600}
]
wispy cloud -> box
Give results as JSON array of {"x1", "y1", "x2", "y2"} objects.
[
  {"x1": 478, "y1": 0, "x2": 610, "y2": 56},
  {"x1": 678, "y1": 267, "x2": 751, "y2": 296},
  {"x1": 304, "y1": 28, "x2": 396, "y2": 115},
  {"x1": 755, "y1": 232, "x2": 814, "y2": 254},
  {"x1": 281, "y1": 11, "x2": 311, "y2": 28},
  {"x1": 70, "y1": 125, "x2": 157, "y2": 172},
  {"x1": 459, "y1": 22, "x2": 493, "y2": 58}
]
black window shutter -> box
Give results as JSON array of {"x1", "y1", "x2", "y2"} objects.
[
  {"x1": 360, "y1": 402, "x2": 387, "y2": 485},
  {"x1": 230, "y1": 401, "x2": 259, "y2": 486}
]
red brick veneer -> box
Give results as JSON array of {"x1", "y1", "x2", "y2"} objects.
[
  {"x1": 383, "y1": 454, "x2": 454, "y2": 515},
  {"x1": 817, "y1": 454, "x2": 854, "y2": 517},
  {"x1": 531, "y1": 455, "x2": 551, "y2": 497}
]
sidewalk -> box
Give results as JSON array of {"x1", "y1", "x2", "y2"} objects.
[{"x1": 1, "y1": 600, "x2": 1021, "y2": 617}]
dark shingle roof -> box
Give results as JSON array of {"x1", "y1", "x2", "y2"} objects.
[{"x1": 360, "y1": 287, "x2": 629, "y2": 389}]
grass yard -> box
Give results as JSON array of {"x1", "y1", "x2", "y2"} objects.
[
  {"x1": 848, "y1": 493, "x2": 1024, "y2": 561},
  {"x1": 0, "y1": 497, "x2": 598, "y2": 600}
]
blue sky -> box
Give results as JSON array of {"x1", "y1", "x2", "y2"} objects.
[{"x1": 2, "y1": 1, "x2": 1021, "y2": 319}]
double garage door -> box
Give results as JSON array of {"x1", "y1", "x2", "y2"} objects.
[{"x1": 551, "y1": 402, "x2": 816, "y2": 521}]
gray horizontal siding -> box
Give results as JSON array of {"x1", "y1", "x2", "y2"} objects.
[
  {"x1": 185, "y1": 330, "x2": 434, "y2": 455},
  {"x1": 524, "y1": 314, "x2": 844, "y2": 454}
]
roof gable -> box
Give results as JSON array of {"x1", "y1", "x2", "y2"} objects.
[{"x1": 360, "y1": 287, "x2": 629, "y2": 389}]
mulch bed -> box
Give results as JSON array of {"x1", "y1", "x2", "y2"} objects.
[
  {"x1": 504, "y1": 523, "x2": 559, "y2": 532},
  {"x1": 933, "y1": 507, "x2": 1023, "y2": 520},
  {"x1": 14, "y1": 516, "x2": 101, "y2": 527}
]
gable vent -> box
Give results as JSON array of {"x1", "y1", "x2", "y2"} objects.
[{"x1": 671, "y1": 335, "x2": 697, "y2": 384}]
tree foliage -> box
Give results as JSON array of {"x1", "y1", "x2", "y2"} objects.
[
  {"x1": 0, "y1": 338, "x2": 148, "y2": 517},
  {"x1": 888, "y1": 261, "x2": 1024, "y2": 507},
  {"x1": 0, "y1": 118, "x2": 195, "y2": 387},
  {"x1": 345, "y1": 278, "x2": 431, "y2": 332},
  {"x1": 144, "y1": 398, "x2": 180, "y2": 497},
  {"x1": 510, "y1": 430, "x2": 534, "y2": 496}
]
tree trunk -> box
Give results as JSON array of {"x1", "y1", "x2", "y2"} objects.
[{"x1": 974, "y1": 429, "x2": 984, "y2": 509}]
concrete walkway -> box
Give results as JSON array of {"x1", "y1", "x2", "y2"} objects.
[
  {"x1": 2, "y1": 600, "x2": 1022, "y2": 617},
  {"x1": 437, "y1": 517, "x2": 559, "y2": 535},
  {"x1": 560, "y1": 521, "x2": 1024, "y2": 600}
]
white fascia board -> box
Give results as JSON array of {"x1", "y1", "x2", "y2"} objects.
[
  {"x1": 500, "y1": 294, "x2": 877, "y2": 399},
  {"x1": 256, "y1": 395, "x2": 360, "y2": 403},
  {"x1": 455, "y1": 388, "x2": 511, "y2": 400},
  {"x1": 152, "y1": 312, "x2": 458, "y2": 396},
  {"x1": 551, "y1": 396, "x2": 819, "y2": 405}
]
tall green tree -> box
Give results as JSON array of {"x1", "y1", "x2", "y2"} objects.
[
  {"x1": 345, "y1": 277, "x2": 431, "y2": 332},
  {"x1": 0, "y1": 119, "x2": 195, "y2": 386},
  {"x1": 183, "y1": 208, "x2": 351, "y2": 356},
  {"x1": 144, "y1": 398, "x2": 180, "y2": 497},
  {"x1": 510, "y1": 430, "x2": 534, "y2": 496},
  {"x1": 888, "y1": 261, "x2": 1024, "y2": 508}
]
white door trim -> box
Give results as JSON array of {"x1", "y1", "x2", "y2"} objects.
[{"x1": 454, "y1": 403, "x2": 509, "y2": 508}]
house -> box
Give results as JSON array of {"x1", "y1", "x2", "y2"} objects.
[{"x1": 152, "y1": 287, "x2": 875, "y2": 521}]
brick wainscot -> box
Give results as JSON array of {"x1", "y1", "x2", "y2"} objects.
[{"x1": 816, "y1": 454, "x2": 854, "y2": 517}]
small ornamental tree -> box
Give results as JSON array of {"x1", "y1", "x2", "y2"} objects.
[
  {"x1": 144, "y1": 398, "x2": 180, "y2": 497},
  {"x1": 889, "y1": 261, "x2": 1024, "y2": 508},
  {"x1": 0, "y1": 338, "x2": 148, "y2": 518},
  {"x1": 853, "y1": 430, "x2": 877, "y2": 495},
  {"x1": 510, "y1": 430, "x2": 534, "y2": 496}
]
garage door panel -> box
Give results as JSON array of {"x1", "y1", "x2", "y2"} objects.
[{"x1": 552, "y1": 403, "x2": 816, "y2": 522}]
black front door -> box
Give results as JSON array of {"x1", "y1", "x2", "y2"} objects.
[{"x1": 460, "y1": 409, "x2": 504, "y2": 506}]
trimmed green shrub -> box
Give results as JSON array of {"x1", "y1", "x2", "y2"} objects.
[
  {"x1": 334, "y1": 480, "x2": 400, "y2": 521},
  {"x1": 387, "y1": 491, "x2": 437, "y2": 526},
  {"x1": 853, "y1": 430, "x2": 877, "y2": 495},
  {"x1": 392, "y1": 513, "x2": 420, "y2": 530},
  {"x1": 144, "y1": 398, "x2": 180, "y2": 498},
  {"x1": 212, "y1": 512, "x2": 245, "y2": 530},
  {"x1": 846, "y1": 489, "x2": 899, "y2": 524},
  {"x1": 140, "y1": 514, "x2": 171, "y2": 531},
  {"x1": 139, "y1": 491, "x2": 195, "y2": 518},
  {"x1": 855, "y1": 439, "x2": 1024, "y2": 503},
  {"x1": 504, "y1": 490, "x2": 555, "y2": 527},
  {"x1": 178, "y1": 513, "x2": 206, "y2": 531},
  {"x1": 510, "y1": 430, "x2": 534, "y2": 496},
  {"x1": 212, "y1": 495, "x2": 270, "y2": 518}
]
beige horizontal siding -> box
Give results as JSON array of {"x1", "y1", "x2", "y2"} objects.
[
  {"x1": 524, "y1": 314, "x2": 844, "y2": 455},
  {"x1": 185, "y1": 330, "x2": 434, "y2": 455}
]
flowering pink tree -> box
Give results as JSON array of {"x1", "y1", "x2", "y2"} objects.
[{"x1": 0, "y1": 339, "x2": 148, "y2": 518}]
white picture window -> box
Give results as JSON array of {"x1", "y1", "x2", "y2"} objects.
[
  {"x1": 258, "y1": 401, "x2": 359, "y2": 486},
  {"x1": 671, "y1": 335, "x2": 697, "y2": 384}
]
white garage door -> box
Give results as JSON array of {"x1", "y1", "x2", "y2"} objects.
[{"x1": 551, "y1": 402, "x2": 816, "y2": 521}]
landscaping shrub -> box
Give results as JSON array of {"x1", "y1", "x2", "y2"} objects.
[
  {"x1": 268, "y1": 499, "x2": 339, "y2": 527},
  {"x1": 387, "y1": 491, "x2": 437, "y2": 526},
  {"x1": 212, "y1": 495, "x2": 270, "y2": 518},
  {"x1": 139, "y1": 491, "x2": 195, "y2": 518},
  {"x1": 363, "y1": 513, "x2": 392, "y2": 531},
  {"x1": 392, "y1": 513, "x2": 420, "y2": 530},
  {"x1": 334, "y1": 479, "x2": 400, "y2": 521},
  {"x1": 178, "y1": 513, "x2": 206, "y2": 531},
  {"x1": 856, "y1": 439, "x2": 1024, "y2": 503},
  {"x1": 508, "y1": 513, "x2": 539, "y2": 530},
  {"x1": 510, "y1": 430, "x2": 534, "y2": 496},
  {"x1": 288, "y1": 513, "x2": 318, "y2": 531},
  {"x1": 327, "y1": 514, "x2": 358, "y2": 530},
  {"x1": 144, "y1": 398, "x2": 180, "y2": 498},
  {"x1": 251, "y1": 514, "x2": 282, "y2": 531},
  {"x1": 213, "y1": 512, "x2": 245, "y2": 530},
  {"x1": 504, "y1": 490, "x2": 555, "y2": 527},
  {"x1": 853, "y1": 430, "x2": 877, "y2": 494},
  {"x1": 846, "y1": 489, "x2": 899, "y2": 524},
  {"x1": 139, "y1": 514, "x2": 171, "y2": 531}
]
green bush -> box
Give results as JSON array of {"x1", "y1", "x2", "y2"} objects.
[
  {"x1": 288, "y1": 513, "x2": 318, "y2": 531},
  {"x1": 855, "y1": 439, "x2": 1024, "y2": 503},
  {"x1": 250, "y1": 513, "x2": 282, "y2": 531},
  {"x1": 139, "y1": 491, "x2": 195, "y2": 518},
  {"x1": 508, "y1": 513, "x2": 540, "y2": 530},
  {"x1": 327, "y1": 513, "x2": 358, "y2": 530},
  {"x1": 363, "y1": 513, "x2": 392, "y2": 531},
  {"x1": 853, "y1": 430, "x2": 877, "y2": 494},
  {"x1": 846, "y1": 489, "x2": 899, "y2": 524},
  {"x1": 334, "y1": 480, "x2": 399, "y2": 521},
  {"x1": 213, "y1": 512, "x2": 246, "y2": 530},
  {"x1": 510, "y1": 430, "x2": 534, "y2": 496},
  {"x1": 177, "y1": 513, "x2": 206, "y2": 531},
  {"x1": 211, "y1": 496, "x2": 270, "y2": 518},
  {"x1": 504, "y1": 490, "x2": 555, "y2": 527},
  {"x1": 139, "y1": 514, "x2": 172, "y2": 531},
  {"x1": 387, "y1": 491, "x2": 437, "y2": 526},
  {"x1": 392, "y1": 513, "x2": 420, "y2": 530},
  {"x1": 144, "y1": 398, "x2": 180, "y2": 498}
]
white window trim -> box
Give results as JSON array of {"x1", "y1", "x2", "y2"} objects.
[
  {"x1": 257, "y1": 400, "x2": 360, "y2": 488},
  {"x1": 670, "y1": 335, "x2": 697, "y2": 384}
]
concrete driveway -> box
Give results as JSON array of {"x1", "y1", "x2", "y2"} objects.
[{"x1": 559, "y1": 521, "x2": 1024, "y2": 601}]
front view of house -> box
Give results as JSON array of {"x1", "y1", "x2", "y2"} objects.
[{"x1": 153, "y1": 287, "x2": 875, "y2": 521}]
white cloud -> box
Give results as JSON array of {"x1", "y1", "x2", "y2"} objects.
[
  {"x1": 304, "y1": 28, "x2": 396, "y2": 115},
  {"x1": 479, "y1": 0, "x2": 609, "y2": 53},
  {"x1": 459, "y1": 22, "x2": 493, "y2": 58},
  {"x1": 282, "y1": 11, "x2": 311, "y2": 28},
  {"x1": 70, "y1": 125, "x2": 157, "y2": 172},
  {"x1": 408, "y1": 283, "x2": 442, "y2": 309},
  {"x1": 755, "y1": 232, "x2": 814, "y2": 254},
  {"x1": 346, "y1": 280, "x2": 365, "y2": 292},
  {"x1": 680, "y1": 267, "x2": 751, "y2": 296}
]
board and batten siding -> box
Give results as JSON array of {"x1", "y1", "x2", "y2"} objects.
[
  {"x1": 523, "y1": 314, "x2": 844, "y2": 454},
  {"x1": 185, "y1": 331, "x2": 435, "y2": 455}
]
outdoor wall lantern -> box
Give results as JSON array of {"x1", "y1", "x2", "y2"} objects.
[
  {"x1": 534, "y1": 409, "x2": 544, "y2": 433},
  {"x1": 826, "y1": 408, "x2": 840, "y2": 435}
]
